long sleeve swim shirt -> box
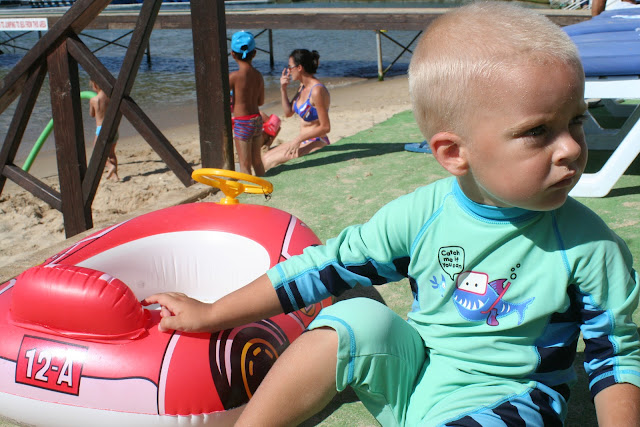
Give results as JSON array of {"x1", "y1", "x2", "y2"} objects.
[{"x1": 267, "y1": 177, "x2": 640, "y2": 400}]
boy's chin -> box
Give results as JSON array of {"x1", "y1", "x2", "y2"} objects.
[{"x1": 525, "y1": 192, "x2": 571, "y2": 212}]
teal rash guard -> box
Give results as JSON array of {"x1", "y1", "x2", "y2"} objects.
[{"x1": 267, "y1": 177, "x2": 640, "y2": 409}]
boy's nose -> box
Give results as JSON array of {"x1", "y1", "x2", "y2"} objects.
[{"x1": 553, "y1": 130, "x2": 585, "y2": 166}]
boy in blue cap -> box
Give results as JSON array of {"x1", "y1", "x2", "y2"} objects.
[
  {"x1": 229, "y1": 31, "x2": 265, "y2": 176},
  {"x1": 146, "y1": 3, "x2": 640, "y2": 425}
]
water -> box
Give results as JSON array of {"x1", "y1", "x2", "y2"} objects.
[{"x1": 0, "y1": 1, "x2": 459, "y2": 160}]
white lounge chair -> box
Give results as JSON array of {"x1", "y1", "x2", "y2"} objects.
[{"x1": 564, "y1": 10, "x2": 640, "y2": 197}]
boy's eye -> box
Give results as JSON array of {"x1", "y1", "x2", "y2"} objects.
[
  {"x1": 523, "y1": 125, "x2": 546, "y2": 137},
  {"x1": 570, "y1": 114, "x2": 587, "y2": 127}
]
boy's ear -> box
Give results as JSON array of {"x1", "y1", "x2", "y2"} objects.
[{"x1": 429, "y1": 131, "x2": 469, "y2": 176}]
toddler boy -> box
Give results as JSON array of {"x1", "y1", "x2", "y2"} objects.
[{"x1": 145, "y1": 3, "x2": 640, "y2": 426}]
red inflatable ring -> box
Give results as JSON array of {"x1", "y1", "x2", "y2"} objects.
[{"x1": 0, "y1": 202, "x2": 331, "y2": 426}]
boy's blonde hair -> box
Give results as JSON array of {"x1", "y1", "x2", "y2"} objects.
[{"x1": 409, "y1": 2, "x2": 583, "y2": 141}]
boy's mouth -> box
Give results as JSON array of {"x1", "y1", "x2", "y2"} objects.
[{"x1": 552, "y1": 171, "x2": 579, "y2": 189}]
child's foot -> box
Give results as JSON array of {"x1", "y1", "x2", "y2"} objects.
[{"x1": 106, "y1": 166, "x2": 119, "y2": 182}]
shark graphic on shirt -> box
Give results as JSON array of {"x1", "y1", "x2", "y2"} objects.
[{"x1": 452, "y1": 271, "x2": 534, "y2": 326}]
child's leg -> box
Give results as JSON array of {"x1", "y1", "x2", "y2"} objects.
[
  {"x1": 239, "y1": 297, "x2": 425, "y2": 426},
  {"x1": 250, "y1": 133, "x2": 265, "y2": 177},
  {"x1": 312, "y1": 297, "x2": 425, "y2": 426},
  {"x1": 105, "y1": 140, "x2": 119, "y2": 181},
  {"x1": 235, "y1": 328, "x2": 338, "y2": 426},
  {"x1": 234, "y1": 137, "x2": 252, "y2": 175}
]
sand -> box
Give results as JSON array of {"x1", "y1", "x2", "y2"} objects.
[{"x1": 0, "y1": 75, "x2": 412, "y2": 279}]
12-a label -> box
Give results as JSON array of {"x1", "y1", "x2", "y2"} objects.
[{"x1": 16, "y1": 335, "x2": 88, "y2": 395}]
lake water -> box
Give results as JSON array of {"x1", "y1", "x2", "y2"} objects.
[{"x1": 0, "y1": 1, "x2": 462, "y2": 159}]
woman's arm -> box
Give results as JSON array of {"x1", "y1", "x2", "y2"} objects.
[{"x1": 280, "y1": 68, "x2": 295, "y2": 118}]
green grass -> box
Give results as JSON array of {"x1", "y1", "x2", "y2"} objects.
[{"x1": 242, "y1": 108, "x2": 640, "y2": 426}]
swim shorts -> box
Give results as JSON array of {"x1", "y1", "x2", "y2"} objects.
[
  {"x1": 232, "y1": 114, "x2": 263, "y2": 141},
  {"x1": 308, "y1": 298, "x2": 566, "y2": 426},
  {"x1": 95, "y1": 126, "x2": 119, "y2": 141}
]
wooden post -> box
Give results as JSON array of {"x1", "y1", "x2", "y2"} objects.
[
  {"x1": 0, "y1": 61, "x2": 47, "y2": 195},
  {"x1": 190, "y1": 0, "x2": 234, "y2": 170},
  {"x1": 47, "y1": 39, "x2": 92, "y2": 236}
]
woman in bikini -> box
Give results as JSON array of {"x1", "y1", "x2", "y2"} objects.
[{"x1": 262, "y1": 49, "x2": 331, "y2": 171}]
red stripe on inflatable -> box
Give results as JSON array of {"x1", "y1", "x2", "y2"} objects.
[
  {"x1": 162, "y1": 332, "x2": 224, "y2": 415},
  {"x1": 283, "y1": 218, "x2": 322, "y2": 260}
]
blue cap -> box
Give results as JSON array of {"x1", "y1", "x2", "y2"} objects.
[{"x1": 231, "y1": 31, "x2": 255, "y2": 60}]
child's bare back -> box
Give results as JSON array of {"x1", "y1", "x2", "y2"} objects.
[
  {"x1": 230, "y1": 64, "x2": 264, "y2": 117},
  {"x1": 89, "y1": 89, "x2": 108, "y2": 127}
]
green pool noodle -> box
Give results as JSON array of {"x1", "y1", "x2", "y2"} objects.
[{"x1": 22, "y1": 90, "x2": 97, "y2": 172}]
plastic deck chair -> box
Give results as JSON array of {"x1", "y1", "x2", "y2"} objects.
[{"x1": 564, "y1": 10, "x2": 640, "y2": 197}]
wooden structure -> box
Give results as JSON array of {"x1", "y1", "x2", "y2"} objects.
[
  {"x1": 0, "y1": 4, "x2": 591, "y2": 238},
  {"x1": 2, "y1": 6, "x2": 590, "y2": 76},
  {"x1": 35, "y1": 7, "x2": 588, "y2": 30},
  {"x1": 0, "y1": 0, "x2": 233, "y2": 237}
]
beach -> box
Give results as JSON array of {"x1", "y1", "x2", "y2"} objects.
[{"x1": 0, "y1": 74, "x2": 412, "y2": 280}]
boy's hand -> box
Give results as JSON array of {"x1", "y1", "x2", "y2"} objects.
[
  {"x1": 142, "y1": 292, "x2": 214, "y2": 333},
  {"x1": 280, "y1": 67, "x2": 290, "y2": 88}
]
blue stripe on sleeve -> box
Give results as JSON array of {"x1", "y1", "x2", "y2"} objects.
[{"x1": 281, "y1": 258, "x2": 407, "y2": 306}]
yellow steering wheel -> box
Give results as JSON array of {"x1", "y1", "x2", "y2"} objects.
[{"x1": 192, "y1": 168, "x2": 273, "y2": 205}]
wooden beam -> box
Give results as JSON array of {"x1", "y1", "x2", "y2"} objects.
[
  {"x1": 0, "y1": 60, "x2": 47, "y2": 195},
  {"x1": 2, "y1": 165, "x2": 62, "y2": 211},
  {"x1": 190, "y1": 0, "x2": 234, "y2": 169},
  {"x1": 66, "y1": 34, "x2": 114, "y2": 95},
  {"x1": 47, "y1": 38, "x2": 92, "y2": 236},
  {"x1": 225, "y1": 8, "x2": 591, "y2": 29},
  {"x1": 41, "y1": 8, "x2": 590, "y2": 31},
  {"x1": 224, "y1": 9, "x2": 590, "y2": 30}
]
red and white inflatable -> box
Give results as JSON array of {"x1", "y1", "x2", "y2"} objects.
[{"x1": 0, "y1": 175, "x2": 331, "y2": 426}]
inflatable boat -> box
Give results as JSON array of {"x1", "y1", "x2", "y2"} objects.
[{"x1": 0, "y1": 169, "x2": 331, "y2": 426}]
